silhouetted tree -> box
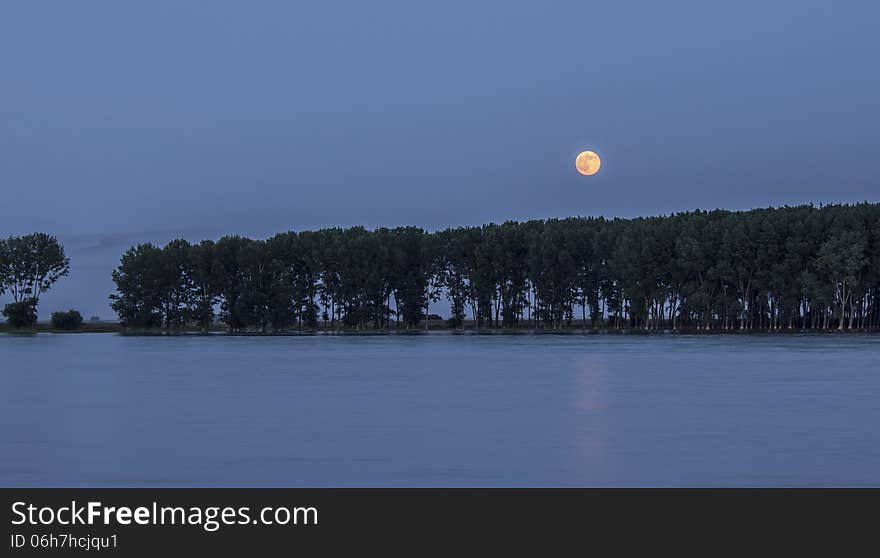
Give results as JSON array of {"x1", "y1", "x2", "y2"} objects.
[
  {"x1": 51, "y1": 310, "x2": 83, "y2": 330},
  {"x1": 1, "y1": 233, "x2": 69, "y2": 327},
  {"x1": 109, "y1": 203, "x2": 880, "y2": 333}
]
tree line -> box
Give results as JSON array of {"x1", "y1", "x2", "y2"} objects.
[
  {"x1": 110, "y1": 203, "x2": 880, "y2": 333},
  {"x1": 0, "y1": 233, "x2": 70, "y2": 327}
]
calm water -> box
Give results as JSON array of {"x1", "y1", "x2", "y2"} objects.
[{"x1": 1, "y1": 333, "x2": 878, "y2": 487}]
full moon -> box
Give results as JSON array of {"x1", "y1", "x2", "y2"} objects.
[{"x1": 575, "y1": 150, "x2": 601, "y2": 176}]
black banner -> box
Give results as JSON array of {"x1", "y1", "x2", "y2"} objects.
[{"x1": 1, "y1": 489, "x2": 875, "y2": 554}]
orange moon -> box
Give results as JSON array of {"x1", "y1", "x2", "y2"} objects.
[{"x1": 575, "y1": 150, "x2": 601, "y2": 176}]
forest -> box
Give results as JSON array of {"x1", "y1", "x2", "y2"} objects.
[{"x1": 109, "y1": 203, "x2": 880, "y2": 333}]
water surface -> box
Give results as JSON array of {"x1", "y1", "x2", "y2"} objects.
[{"x1": 1, "y1": 333, "x2": 878, "y2": 486}]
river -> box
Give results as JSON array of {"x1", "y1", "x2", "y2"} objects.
[{"x1": 1, "y1": 333, "x2": 878, "y2": 486}]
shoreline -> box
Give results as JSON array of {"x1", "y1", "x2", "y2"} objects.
[{"x1": 2, "y1": 324, "x2": 878, "y2": 336}]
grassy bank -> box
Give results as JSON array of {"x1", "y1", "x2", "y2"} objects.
[
  {"x1": 3, "y1": 319, "x2": 875, "y2": 335},
  {"x1": 0, "y1": 321, "x2": 122, "y2": 334}
]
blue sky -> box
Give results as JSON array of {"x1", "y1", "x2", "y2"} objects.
[{"x1": 2, "y1": 1, "x2": 878, "y2": 316}]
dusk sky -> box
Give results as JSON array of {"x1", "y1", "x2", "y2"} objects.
[{"x1": 2, "y1": 1, "x2": 878, "y2": 316}]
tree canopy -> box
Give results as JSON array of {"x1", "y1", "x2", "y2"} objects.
[
  {"x1": 110, "y1": 203, "x2": 880, "y2": 332},
  {"x1": 0, "y1": 233, "x2": 70, "y2": 327}
]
